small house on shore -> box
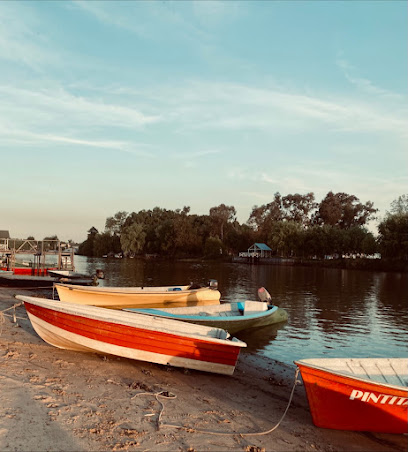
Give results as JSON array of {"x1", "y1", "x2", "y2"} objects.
[{"x1": 239, "y1": 243, "x2": 272, "y2": 258}]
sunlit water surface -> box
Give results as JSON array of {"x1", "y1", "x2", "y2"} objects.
[{"x1": 74, "y1": 257, "x2": 408, "y2": 366}]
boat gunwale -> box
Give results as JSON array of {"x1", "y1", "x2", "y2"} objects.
[
  {"x1": 128, "y1": 304, "x2": 279, "y2": 322},
  {"x1": 294, "y1": 358, "x2": 408, "y2": 392},
  {"x1": 54, "y1": 283, "x2": 214, "y2": 295}
]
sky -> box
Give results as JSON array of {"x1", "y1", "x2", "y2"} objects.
[{"x1": 1, "y1": 1, "x2": 407, "y2": 243}]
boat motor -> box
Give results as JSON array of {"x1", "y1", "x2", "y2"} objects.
[
  {"x1": 258, "y1": 287, "x2": 272, "y2": 304},
  {"x1": 95, "y1": 269, "x2": 105, "y2": 279},
  {"x1": 208, "y1": 279, "x2": 218, "y2": 290}
]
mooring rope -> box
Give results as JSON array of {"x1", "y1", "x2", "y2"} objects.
[
  {"x1": 0, "y1": 302, "x2": 25, "y2": 336},
  {"x1": 133, "y1": 367, "x2": 301, "y2": 436}
]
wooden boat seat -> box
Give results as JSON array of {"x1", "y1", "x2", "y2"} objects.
[{"x1": 242, "y1": 300, "x2": 268, "y2": 313}]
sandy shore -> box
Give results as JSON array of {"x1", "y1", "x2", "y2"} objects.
[{"x1": 0, "y1": 287, "x2": 406, "y2": 452}]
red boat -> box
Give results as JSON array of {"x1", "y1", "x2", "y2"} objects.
[
  {"x1": 295, "y1": 358, "x2": 408, "y2": 434},
  {"x1": 16, "y1": 295, "x2": 246, "y2": 375},
  {"x1": 0, "y1": 266, "x2": 57, "y2": 276}
]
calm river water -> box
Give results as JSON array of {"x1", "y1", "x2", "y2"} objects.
[{"x1": 75, "y1": 256, "x2": 408, "y2": 366}]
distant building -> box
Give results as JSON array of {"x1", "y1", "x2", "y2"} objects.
[
  {"x1": 239, "y1": 243, "x2": 273, "y2": 258},
  {"x1": 0, "y1": 230, "x2": 10, "y2": 251},
  {"x1": 88, "y1": 227, "x2": 99, "y2": 236},
  {"x1": 0, "y1": 230, "x2": 10, "y2": 239}
]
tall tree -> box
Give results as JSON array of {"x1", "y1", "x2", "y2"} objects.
[
  {"x1": 281, "y1": 192, "x2": 317, "y2": 227},
  {"x1": 120, "y1": 223, "x2": 146, "y2": 256},
  {"x1": 267, "y1": 221, "x2": 303, "y2": 257},
  {"x1": 209, "y1": 204, "x2": 236, "y2": 241},
  {"x1": 389, "y1": 194, "x2": 408, "y2": 215},
  {"x1": 105, "y1": 211, "x2": 128, "y2": 235},
  {"x1": 314, "y1": 192, "x2": 377, "y2": 229},
  {"x1": 378, "y1": 196, "x2": 408, "y2": 260},
  {"x1": 248, "y1": 192, "x2": 283, "y2": 235}
]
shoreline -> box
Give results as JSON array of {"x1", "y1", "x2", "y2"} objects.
[
  {"x1": 105, "y1": 255, "x2": 408, "y2": 273},
  {"x1": 1, "y1": 287, "x2": 407, "y2": 451}
]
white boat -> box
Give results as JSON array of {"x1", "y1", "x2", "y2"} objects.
[
  {"x1": 16, "y1": 295, "x2": 246, "y2": 375},
  {"x1": 129, "y1": 300, "x2": 288, "y2": 334}
]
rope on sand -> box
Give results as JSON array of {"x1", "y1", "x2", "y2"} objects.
[
  {"x1": 0, "y1": 302, "x2": 25, "y2": 335},
  {"x1": 133, "y1": 367, "x2": 301, "y2": 436}
]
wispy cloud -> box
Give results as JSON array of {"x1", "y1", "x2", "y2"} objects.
[
  {"x1": 0, "y1": 128, "x2": 155, "y2": 157},
  {"x1": 0, "y1": 3, "x2": 60, "y2": 72},
  {"x1": 336, "y1": 55, "x2": 403, "y2": 100},
  {"x1": 0, "y1": 84, "x2": 161, "y2": 155},
  {"x1": 144, "y1": 81, "x2": 408, "y2": 139},
  {"x1": 74, "y1": 1, "x2": 210, "y2": 43},
  {"x1": 172, "y1": 149, "x2": 221, "y2": 168}
]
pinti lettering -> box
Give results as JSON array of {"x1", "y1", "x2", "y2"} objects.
[{"x1": 349, "y1": 390, "x2": 408, "y2": 406}]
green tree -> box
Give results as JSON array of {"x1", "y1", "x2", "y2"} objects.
[
  {"x1": 209, "y1": 204, "x2": 236, "y2": 241},
  {"x1": 93, "y1": 232, "x2": 121, "y2": 257},
  {"x1": 105, "y1": 211, "x2": 128, "y2": 235},
  {"x1": 78, "y1": 227, "x2": 99, "y2": 257},
  {"x1": 248, "y1": 192, "x2": 283, "y2": 236},
  {"x1": 204, "y1": 236, "x2": 224, "y2": 259},
  {"x1": 224, "y1": 221, "x2": 256, "y2": 255},
  {"x1": 282, "y1": 192, "x2": 317, "y2": 227},
  {"x1": 361, "y1": 232, "x2": 378, "y2": 255},
  {"x1": 378, "y1": 212, "x2": 408, "y2": 260},
  {"x1": 389, "y1": 194, "x2": 408, "y2": 215},
  {"x1": 267, "y1": 221, "x2": 303, "y2": 257},
  {"x1": 120, "y1": 223, "x2": 146, "y2": 256},
  {"x1": 173, "y1": 207, "x2": 202, "y2": 256},
  {"x1": 314, "y1": 192, "x2": 377, "y2": 229}
]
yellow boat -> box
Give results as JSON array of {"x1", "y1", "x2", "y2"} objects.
[{"x1": 54, "y1": 281, "x2": 221, "y2": 309}]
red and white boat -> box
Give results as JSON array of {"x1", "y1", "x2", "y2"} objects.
[
  {"x1": 295, "y1": 358, "x2": 408, "y2": 434},
  {"x1": 16, "y1": 295, "x2": 246, "y2": 375}
]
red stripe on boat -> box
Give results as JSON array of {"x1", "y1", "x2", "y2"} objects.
[{"x1": 25, "y1": 302, "x2": 240, "y2": 367}]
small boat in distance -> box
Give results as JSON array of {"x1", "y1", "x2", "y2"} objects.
[
  {"x1": 49, "y1": 269, "x2": 105, "y2": 286},
  {"x1": 54, "y1": 280, "x2": 221, "y2": 309},
  {"x1": 0, "y1": 272, "x2": 58, "y2": 288},
  {"x1": 128, "y1": 299, "x2": 288, "y2": 334},
  {"x1": 0, "y1": 270, "x2": 103, "y2": 288},
  {"x1": 295, "y1": 357, "x2": 408, "y2": 434},
  {"x1": 16, "y1": 295, "x2": 246, "y2": 375}
]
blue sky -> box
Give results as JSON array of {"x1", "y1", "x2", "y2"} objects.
[{"x1": 1, "y1": 1, "x2": 407, "y2": 242}]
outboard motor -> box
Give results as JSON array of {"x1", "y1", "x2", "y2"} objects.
[
  {"x1": 95, "y1": 269, "x2": 105, "y2": 279},
  {"x1": 208, "y1": 279, "x2": 218, "y2": 290},
  {"x1": 258, "y1": 287, "x2": 272, "y2": 304}
]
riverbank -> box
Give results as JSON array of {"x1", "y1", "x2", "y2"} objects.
[
  {"x1": 0, "y1": 287, "x2": 406, "y2": 452},
  {"x1": 230, "y1": 256, "x2": 408, "y2": 273}
]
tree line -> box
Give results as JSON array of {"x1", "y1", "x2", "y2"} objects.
[{"x1": 78, "y1": 192, "x2": 408, "y2": 261}]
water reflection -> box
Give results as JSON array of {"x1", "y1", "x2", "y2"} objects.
[
  {"x1": 75, "y1": 257, "x2": 408, "y2": 365},
  {"x1": 235, "y1": 322, "x2": 288, "y2": 354}
]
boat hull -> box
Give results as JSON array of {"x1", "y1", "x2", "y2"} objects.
[
  {"x1": 0, "y1": 273, "x2": 57, "y2": 287},
  {"x1": 17, "y1": 296, "x2": 244, "y2": 375},
  {"x1": 1, "y1": 267, "x2": 57, "y2": 276},
  {"x1": 295, "y1": 359, "x2": 408, "y2": 434},
  {"x1": 55, "y1": 283, "x2": 221, "y2": 309},
  {"x1": 133, "y1": 302, "x2": 288, "y2": 334}
]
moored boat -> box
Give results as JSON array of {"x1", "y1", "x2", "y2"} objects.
[
  {"x1": 15, "y1": 295, "x2": 246, "y2": 375},
  {"x1": 0, "y1": 272, "x2": 57, "y2": 287},
  {"x1": 128, "y1": 300, "x2": 288, "y2": 334},
  {"x1": 295, "y1": 357, "x2": 408, "y2": 434},
  {"x1": 0, "y1": 266, "x2": 58, "y2": 276},
  {"x1": 54, "y1": 281, "x2": 221, "y2": 309},
  {"x1": 0, "y1": 271, "x2": 99, "y2": 288}
]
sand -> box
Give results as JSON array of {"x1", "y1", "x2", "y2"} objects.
[{"x1": 0, "y1": 287, "x2": 406, "y2": 452}]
